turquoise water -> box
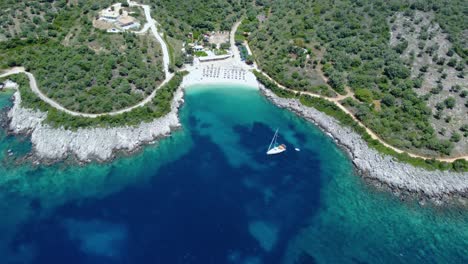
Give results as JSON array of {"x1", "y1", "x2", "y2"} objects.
[{"x1": 0, "y1": 86, "x2": 466, "y2": 264}]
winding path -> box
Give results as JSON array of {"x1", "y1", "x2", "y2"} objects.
[
  {"x1": 231, "y1": 22, "x2": 468, "y2": 162},
  {"x1": 128, "y1": 0, "x2": 171, "y2": 79},
  {"x1": 229, "y1": 21, "x2": 242, "y2": 64},
  {"x1": 0, "y1": 0, "x2": 172, "y2": 118},
  {"x1": 1, "y1": 14, "x2": 466, "y2": 162}
]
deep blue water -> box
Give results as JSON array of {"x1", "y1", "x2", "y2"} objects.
[
  {"x1": 0, "y1": 86, "x2": 467, "y2": 264},
  {"x1": 13, "y1": 125, "x2": 321, "y2": 264}
]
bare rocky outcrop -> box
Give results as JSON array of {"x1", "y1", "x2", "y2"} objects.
[
  {"x1": 260, "y1": 85, "x2": 468, "y2": 203},
  {"x1": 8, "y1": 89, "x2": 184, "y2": 163}
]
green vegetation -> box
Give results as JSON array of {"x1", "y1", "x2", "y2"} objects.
[
  {"x1": 240, "y1": 5, "x2": 335, "y2": 97},
  {"x1": 140, "y1": 0, "x2": 251, "y2": 69},
  {"x1": 194, "y1": 51, "x2": 208, "y2": 57},
  {"x1": 4, "y1": 74, "x2": 50, "y2": 113},
  {"x1": 164, "y1": 34, "x2": 185, "y2": 71},
  {"x1": 355, "y1": 89, "x2": 374, "y2": 103},
  {"x1": 142, "y1": 0, "x2": 247, "y2": 39},
  {"x1": 427, "y1": 0, "x2": 467, "y2": 59},
  {"x1": 4, "y1": 40, "x2": 163, "y2": 114},
  {"x1": 0, "y1": 0, "x2": 165, "y2": 114},
  {"x1": 247, "y1": 10, "x2": 334, "y2": 96},
  {"x1": 235, "y1": 17, "x2": 258, "y2": 44},
  {"x1": 253, "y1": 70, "x2": 296, "y2": 99},
  {"x1": 256, "y1": 72, "x2": 467, "y2": 172},
  {"x1": 246, "y1": 0, "x2": 465, "y2": 157},
  {"x1": 8, "y1": 72, "x2": 187, "y2": 129},
  {"x1": 214, "y1": 49, "x2": 228, "y2": 55},
  {"x1": 1, "y1": 0, "x2": 465, "y2": 164},
  {"x1": 443, "y1": 97, "x2": 456, "y2": 109},
  {"x1": 0, "y1": 0, "x2": 115, "y2": 41}
]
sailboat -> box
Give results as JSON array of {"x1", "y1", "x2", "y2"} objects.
[{"x1": 266, "y1": 129, "x2": 287, "y2": 155}]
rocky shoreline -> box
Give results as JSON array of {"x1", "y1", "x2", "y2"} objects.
[
  {"x1": 7, "y1": 88, "x2": 184, "y2": 164},
  {"x1": 259, "y1": 85, "x2": 468, "y2": 204},
  {"x1": 4, "y1": 79, "x2": 468, "y2": 203}
]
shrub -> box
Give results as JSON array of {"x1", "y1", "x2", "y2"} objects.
[
  {"x1": 11, "y1": 72, "x2": 187, "y2": 129},
  {"x1": 444, "y1": 97, "x2": 456, "y2": 109},
  {"x1": 355, "y1": 88, "x2": 373, "y2": 103},
  {"x1": 450, "y1": 132, "x2": 461, "y2": 142},
  {"x1": 384, "y1": 63, "x2": 410, "y2": 79}
]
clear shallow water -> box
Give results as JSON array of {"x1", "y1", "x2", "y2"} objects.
[{"x1": 0, "y1": 87, "x2": 466, "y2": 264}]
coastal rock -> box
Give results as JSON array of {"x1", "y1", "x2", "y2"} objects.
[
  {"x1": 7, "y1": 89, "x2": 184, "y2": 163},
  {"x1": 8, "y1": 92, "x2": 47, "y2": 133},
  {"x1": 260, "y1": 85, "x2": 468, "y2": 199},
  {"x1": 0, "y1": 107, "x2": 11, "y2": 129}
]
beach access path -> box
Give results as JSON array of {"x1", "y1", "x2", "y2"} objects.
[{"x1": 0, "y1": 0, "x2": 172, "y2": 118}]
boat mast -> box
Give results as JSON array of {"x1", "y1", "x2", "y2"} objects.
[{"x1": 268, "y1": 129, "x2": 279, "y2": 151}]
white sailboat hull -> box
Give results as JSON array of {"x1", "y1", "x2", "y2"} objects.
[
  {"x1": 266, "y1": 129, "x2": 286, "y2": 155},
  {"x1": 266, "y1": 145, "x2": 286, "y2": 155}
]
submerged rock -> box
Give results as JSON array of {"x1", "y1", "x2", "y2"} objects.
[
  {"x1": 248, "y1": 220, "x2": 278, "y2": 252},
  {"x1": 63, "y1": 218, "x2": 127, "y2": 259}
]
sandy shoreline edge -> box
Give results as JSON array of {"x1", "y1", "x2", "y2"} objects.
[
  {"x1": 259, "y1": 85, "x2": 468, "y2": 203},
  {"x1": 4, "y1": 67, "x2": 259, "y2": 164}
]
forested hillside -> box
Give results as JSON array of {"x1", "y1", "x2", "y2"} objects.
[
  {"x1": 0, "y1": 0, "x2": 466, "y2": 157},
  {"x1": 142, "y1": 0, "x2": 248, "y2": 39},
  {"x1": 389, "y1": 10, "x2": 467, "y2": 155},
  {"x1": 0, "y1": 0, "x2": 114, "y2": 41},
  {"x1": 0, "y1": 0, "x2": 164, "y2": 114},
  {"x1": 247, "y1": 0, "x2": 467, "y2": 157}
]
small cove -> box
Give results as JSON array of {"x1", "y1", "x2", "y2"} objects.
[{"x1": 0, "y1": 86, "x2": 466, "y2": 264}]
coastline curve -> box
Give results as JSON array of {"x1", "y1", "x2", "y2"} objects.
[{"x1": 260, "y1": 85, "x2": 468, "y2": 202}]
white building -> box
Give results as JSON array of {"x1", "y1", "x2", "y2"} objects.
[
  {"x1": 118, "y1": 16, "x2": 140, "y2": 29},
  {"x1": 99, "y1": 3, "x2": 122, "y2": 21},
  {"x1": 97, "y1": 3, "x2": 141, "y2": 32},
  {"x1": 193, "y1": 45, "x2": 204, "y2": 52}
]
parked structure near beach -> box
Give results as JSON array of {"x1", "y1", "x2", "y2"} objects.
[
  {"x1": 198, "y1": 54, "x2": 232, "y2": 63},
  {"x1": 193, "y1": 45, "x2": 204, "y2": 52}
]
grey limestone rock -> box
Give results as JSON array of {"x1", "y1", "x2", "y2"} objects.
[
  {"x1": 8, "y1": 89, "x2": 184, "y2": 163},
  {"x1": 260, "y1": 85, "x2": 468, "y2": 199}
]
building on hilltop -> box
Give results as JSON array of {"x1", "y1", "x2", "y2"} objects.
[
  {"x1": 118, "y1": 16, "x2": 139, "y2": 29},
  {"x1": 99, "y1": 4, "x2": 121, "y2": 21},
  {"x1": 96, "y1": 3, "x2": 140, "y2": 32}
]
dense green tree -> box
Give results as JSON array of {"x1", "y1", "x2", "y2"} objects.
[
  {"x1": 381, "y1": 94, "x2": 396, "y2": 107},
  {"x1": 355, "y1": 89, "x2": 373, "y2": 103},
  {"x1": 450, "y1": 132, "x2": 461, "y2": 142},
  {"x1": 384, "y1": 63, "x2": 410, "y2": 79},
  {"x1": 444, "y1": 97, "x2": 456, "y2": 109}
]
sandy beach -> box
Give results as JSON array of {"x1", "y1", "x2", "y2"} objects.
[
  {"x1": 2, "y1": 12, "x2": 467, "y2": 203},
  {"x1": 3, "y1": 55, "x2": 260, "y2": 164},
  {"x1": 182, "y1": 58, "x2": 258, "y2": 89},
  {"x1": 3, "y1": 65, "x2": 468, "y2": 203}
]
